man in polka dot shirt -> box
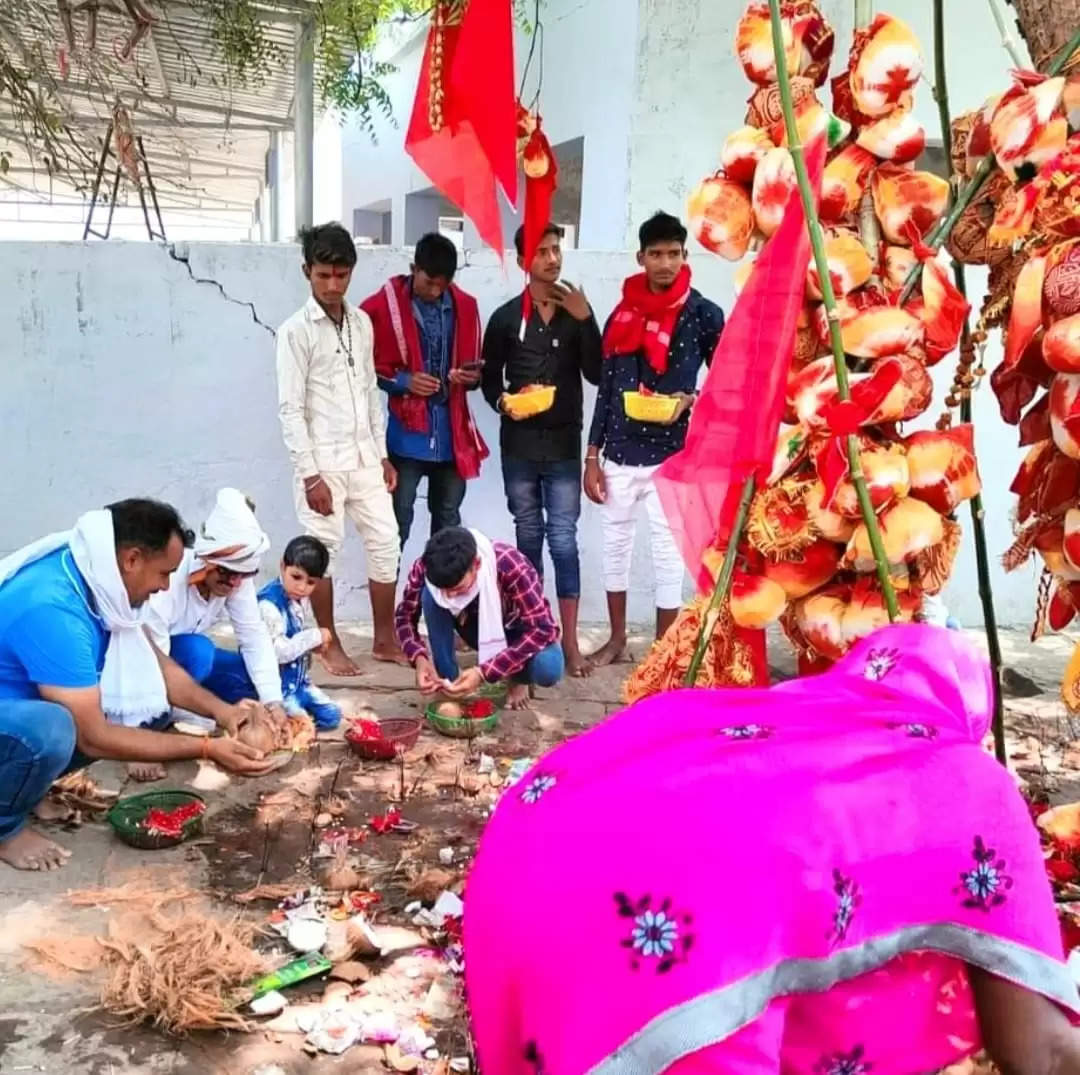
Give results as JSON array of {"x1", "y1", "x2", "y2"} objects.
[{"x1": 584, "y1": 212, "x2": 725, "y2": 667}]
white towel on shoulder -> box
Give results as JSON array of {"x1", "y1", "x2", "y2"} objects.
[
  {"x1": 424, "y1": 529, "x2": 507, "y2": 667},
  {"x1": 0, "y1": 511, "x2": 168, "y2": 726}
]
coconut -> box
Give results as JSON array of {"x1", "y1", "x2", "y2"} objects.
[
  {"x1": 435, "y1": 701, "x2": 464, "y2": 719},
  {"x1": 323, "y1": 862, "x2": 363, "y2": 892},
  {"x1": 237, "y1": 712, "x2": 277, "y2": 754}
]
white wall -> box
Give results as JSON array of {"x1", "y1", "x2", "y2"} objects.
[
  {"x1": 0, "y1": 239, "x2": 1040, "y2": 628},
  {"x1": 626, "y1": 0, "x2": 1028, "y2": 244},
  {"x1": 339, "y1": 0, "x2": 639, "y2": 250}
]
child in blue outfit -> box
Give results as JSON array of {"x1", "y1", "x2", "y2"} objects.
[{"x1": 257, "y1": 536, "x2": 343, "y2": 730}]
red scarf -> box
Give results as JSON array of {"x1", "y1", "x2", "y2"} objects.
[
  {"x1": 361, "y1": 275, "x2": 489, "y2": 481},
  {"x1": 602, "y1": 264, "x2": 692, "y2": 375}
]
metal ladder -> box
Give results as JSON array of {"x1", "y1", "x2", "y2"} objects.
[{"x1": 83, "y1": 120, "x2": 166, "y2": 241}]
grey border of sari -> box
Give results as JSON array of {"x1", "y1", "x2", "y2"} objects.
[{"x1": 587, "y1": 923, "x2": 1080, "y2": 1075}]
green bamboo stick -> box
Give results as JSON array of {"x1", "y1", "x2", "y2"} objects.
[
  {"x1": 899, "y1": 24, "x2": 1080, "y2": 306},
  {"x1": 932, "y1": 0, "x2": 1008, "y2": 765},
  {"x1": 854, "y1": 0, "x2": 880, "y2": 273},
  {"x1": 767, "y1": 0, "x2": 900, "y2": 620},
  {"x1": 683, "y1": 475, "x2": 756, "y2": 687}
]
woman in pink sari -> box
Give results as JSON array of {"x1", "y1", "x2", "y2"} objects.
[{"x1": 464, "y1": 624, "x2": 1080, "y2": 1074}]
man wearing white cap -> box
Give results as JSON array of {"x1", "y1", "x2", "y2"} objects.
[
  {"x1": 143, "y1": 489, "x2": 286, "y2": 726},
  {"x1": 0, "y1": 498, "x2": 273, "y2": 872}
]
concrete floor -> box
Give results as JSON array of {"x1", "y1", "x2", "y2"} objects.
[{"x1": 0, "y1": 622, "x2": 1076, "y2": 1074}]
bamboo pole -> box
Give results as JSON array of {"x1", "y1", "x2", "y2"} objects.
[
  {"x1": 854, "y1": 0, "x2": 880, "y2": 273},
  {"x1": 683, "y1": 0, "x2": 901, "y2": 687},
  {"x1": 899, "y1": 24, "x2": 1080, "y2": 306},
  {"x1": 932, "y1": 0, "x2": 1009, "y2": 765},
  {"x1": 768, "y1": 0, "x2": 900, "y2": 619},
  {"x1": 683, "y1": 475, "x2": 756, "y2": 687},
  {"x1": 986, "y1": 0, "x2": 1027, "y2": 66}
]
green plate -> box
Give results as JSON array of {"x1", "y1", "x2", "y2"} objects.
[
  {"x1": 107, "y1": 790, "x2": 206, "y2": 850},
  {"x1": 425, "y1": 703, "x2": 499, "y2": 739}
]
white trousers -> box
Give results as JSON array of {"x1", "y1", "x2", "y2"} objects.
[
  {"x1": 600, "y1": 460, "x2": 685, "y2": 609},
  {"x1": 294, "y1": 466, "x2": 400, "y2": 583}
]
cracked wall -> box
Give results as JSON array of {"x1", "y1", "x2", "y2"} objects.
[{"x1": 0, "y1": 241, "x2": 1038, "y2": 627}]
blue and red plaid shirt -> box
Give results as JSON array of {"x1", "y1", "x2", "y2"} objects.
[{"x1": 395, "y1": 541, "x2": 560, "y2": 682}]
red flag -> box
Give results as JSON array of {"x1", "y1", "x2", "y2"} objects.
[
  {"x1": 656, "y1": 135, "x2": 826, "y2": 593},
  {"x1": 521, "y1": 118, "x2": 558, "y2": 268},
  {"x1": 405, "y1": 0, "x2": 517, "y2": 255}
]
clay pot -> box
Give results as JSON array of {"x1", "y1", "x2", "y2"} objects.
[
  {"x1": 856, "y1": 107, "x2": 926, "y2": 163},
  {"x1": 687, "y1": 175, "x2": 754, "y2": 261},
  {"x1": 763, "y1": 538, "x2": 842, "y2": 600},
  {"x1": 845, "y1": 496, "x2": 945, "y2": 571},
  {"x1": 850, "y1": 13, "x2": 923, "y2": 118},
  {"x1": 905, "y1": 425, "x2": 982, "y2": 514},
  {"x1": 752, "y1": 147, "x2": 797, "y2": 238},
  {"x1": 720, "y1": 126, "x2": 774, "y2": 184},
  {"x1": 730, "y1": 573, "x2": 788, "y2": 629},
  {"x1": 1043, "y1": 314, "x2": 1080, "y2": 373}
]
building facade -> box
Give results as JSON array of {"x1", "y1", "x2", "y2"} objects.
[{"x1": 330, "y1": 0, "x2": 1027, "y2": 254}]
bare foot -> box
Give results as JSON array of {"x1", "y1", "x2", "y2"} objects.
[
  {"x1": 564, "y1": 648, "x2": 592, "y2": 678},
  {"x1": 372, "y1": 641, "x2": 410, "y2": 666},
  {"x1": 320, "y1": 642, "x2": 361, "y2": 677},
  {"x1": 587, "y1": 636, "x2": 627, "y2": 669},
  {"x1": 127, "y1": 762, "x2": 166, "y2": 782},
  {"x1": 0, "y1": 828, "x2": 72, "y2": 871},
  {"x1": 506, "y1": 683, "x2": 531, "y2": 710}
]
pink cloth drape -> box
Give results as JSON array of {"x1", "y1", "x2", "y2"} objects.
[{"x1": 464, "y1": 624, "x2": 1078, "y2": 1074}]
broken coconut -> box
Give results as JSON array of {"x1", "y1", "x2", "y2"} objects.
[
  {"x1": 328, "y1": 960, "x2": 371, "y2": 984},
  {"x1": 322, "y1": 842, "x2": 363, "y2": 893},
  {"x1": 407, "y1": 868, "x2": 456, "y2": 905},
  {"x1": 385, "y1": 1044, "x2": 421, "y2": 1072}
]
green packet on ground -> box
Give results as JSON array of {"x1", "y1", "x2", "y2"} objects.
[{"x1": 246, "y1": 952, "x2": 332, "y2": 999}]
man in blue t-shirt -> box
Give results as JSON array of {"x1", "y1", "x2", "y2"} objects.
[{"x1": 0, "y1": 499, "x2": 273, "y2": 872}]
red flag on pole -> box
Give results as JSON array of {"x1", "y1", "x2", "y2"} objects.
[
  {"x1": 520, "y1": 116, "x2": 558, "y2": 268},
  {"x1": 655, "y1": 135, "x2": 827, "y2": 593},
  {"x1": 405, "y1": 0, "x2": 517, "y2": 255}
]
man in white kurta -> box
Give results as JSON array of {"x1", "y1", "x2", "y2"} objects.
[
  {"x1": 143, "y1": 488, "x2": 285, "y2": 714},
  {"x1": 276, "y1": 222, "x2": 404, "y2": 675}
]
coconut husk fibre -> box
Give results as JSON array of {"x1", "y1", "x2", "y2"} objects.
[{"x1": 97, "y1": 906, "x2": 267, "y2": 1034}]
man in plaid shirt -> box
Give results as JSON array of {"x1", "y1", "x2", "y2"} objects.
[{"x1": 395, "y1": 527, "x2": 563, "y2": 710}]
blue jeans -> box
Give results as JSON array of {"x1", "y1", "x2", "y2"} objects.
[
  {"x1": 390, "y1": 454, "x2": 466, "y2": 548},
  {"x1": 0, "y1": 699, "x2": 184, "y2": 839},
  {"x1": 0, "y1": 699, "x2": 79, "y2": 839},
  {"x1": 421, "y1": 588, "x2": 564, "y2": 686},
  {"x1": 501, "y1": 455, "x2": 581, "y2": 599},
  {"x1": 173, "y1": 634, "x2": 341, "y2": 730},
  {"x1": 283, "y1": 683, "x2": 342, "y2": 730},
  {"x1": 170, "y1": 633, "x2": 257, "y2": 704}
]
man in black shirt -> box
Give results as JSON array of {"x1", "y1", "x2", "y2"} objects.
[{"x1": 481, "y1": 224, "x2": 602, "y2": 678}]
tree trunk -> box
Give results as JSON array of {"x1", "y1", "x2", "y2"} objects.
[{"x1": 1007, "y1": 0, "x2": 1080, "y2": 69}]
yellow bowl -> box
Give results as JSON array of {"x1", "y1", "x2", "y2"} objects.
[
  {"x1": 623, "y1": 390, "x2": 679, "y2": 423},
  {"x1": 503, "y1": 385, "x2": 556, "y2": 418}
]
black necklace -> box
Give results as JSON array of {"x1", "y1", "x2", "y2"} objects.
[{"x1": 332, "y1": 306, "x2": 354, "y2": 369}]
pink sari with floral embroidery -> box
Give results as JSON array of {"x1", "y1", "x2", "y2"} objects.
[{"x1": 464, "y1": 625, "x2": 1079, "y2": 1075}]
